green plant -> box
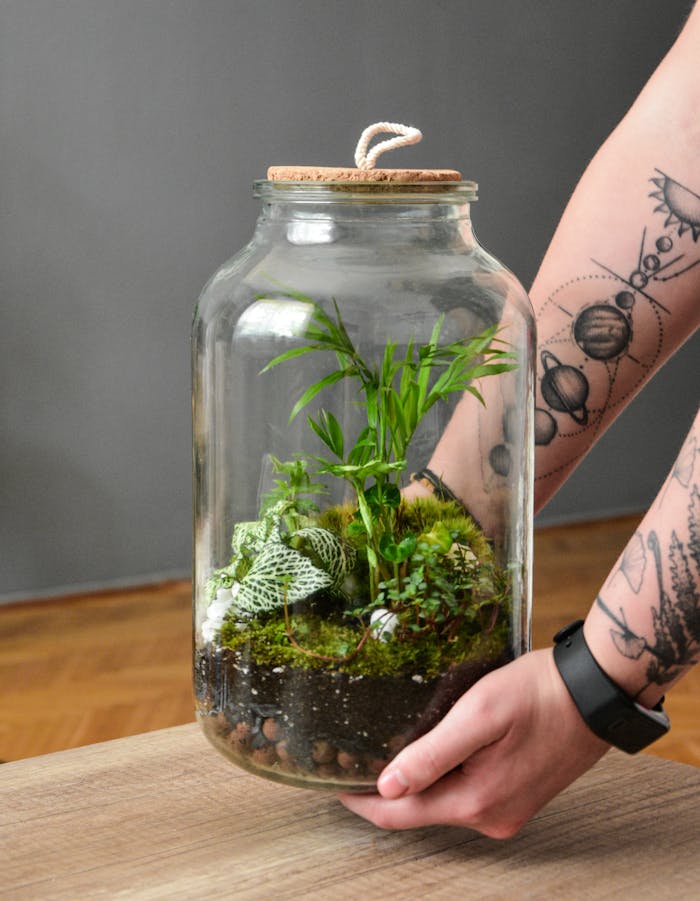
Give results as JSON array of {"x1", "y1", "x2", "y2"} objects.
[
  {"x1": 263, "y1": 296, "x2": 517, "y2": 600},
  {"x1": 259, "y1": 456, "x2": 328, "y2": 532}
]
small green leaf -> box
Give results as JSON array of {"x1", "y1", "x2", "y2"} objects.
[
  {"x1": 289, "y1": 368, "x2": 348, "y2": 422},
  {"x1": 323, "y1": 410, "x2": 344, "y2": 459},
  {"x1": 315, "y1": 459, "x2": 405, "y2": 480},
  {"x1": 346, "y1": 520, "x2": 366, "y2": 538},
  {"x1": 260, "y1": 343, "x2": 321, "y2": 374},
  {"x1": 365, "y1": 481, "x2": 402, "y2": 513},
  {"x1": 379, "y1": 532, "x2": 417, "y2": 563},
  {"x1": 420, "y1": 522, "x2": 453, "y2": 554},
  {"x1": 364, "y1": 383, "x2": 379, "y2": 429},
  {"x1": 347, "y1": 426, "x2": 377, "y2": 466},
  {"x1": 307, "y1": 416, "x2": 336, "y2": 456},
  {"x1": 308, "y1": 410, "x2": 344, "y2": 458}
]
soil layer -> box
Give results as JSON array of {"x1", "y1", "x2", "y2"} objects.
[{"x1": 195, "y1": 642, "x2": 513, "y2": 790}]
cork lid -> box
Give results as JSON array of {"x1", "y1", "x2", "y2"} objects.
[
  {"x1": 266, "y1": 123, "x2": 462, "y2": 184},
  {"x1": 267, "y1": 165, "x2": 462, "y2": 183}
]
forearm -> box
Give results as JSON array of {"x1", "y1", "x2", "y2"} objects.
[
  {"x1": 532, "y1": 6, "x2": 700, "y2": 510},
  {"x1": 418, "y1": 6, "x2": 700, "y2": 526},
  {"x1": 584, "y1": 407, "x2": 700, "y2": 708}
]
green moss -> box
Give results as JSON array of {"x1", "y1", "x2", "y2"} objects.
[
  {"x1": 316, "y1": 502, "x2": 361, "y2": 537},
  {"x1": 215, "y1": 497, "x2": 512, "y2": 678},
  {"x1": 316, "y1": 497, "x2": 494, "y2": 569},
  {"x1": 219, "y1": 608, "x2": 509, "y2": 679}
]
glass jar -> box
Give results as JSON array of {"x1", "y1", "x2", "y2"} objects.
[{"x1": 192, "y1": 176, "x2": 535, "y2": 791}]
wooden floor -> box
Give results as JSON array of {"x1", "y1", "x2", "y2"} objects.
[{"x1": 1, "y1": 513, "x2": 698, "y2": 767}]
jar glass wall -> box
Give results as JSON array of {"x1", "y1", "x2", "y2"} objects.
[{"x1": 193, "y1": 180, "x2": 535, "y2": 791}]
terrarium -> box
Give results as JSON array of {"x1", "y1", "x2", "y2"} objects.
[{"x1": 192, "y1": 124, "x2": 535, "y2": 791}]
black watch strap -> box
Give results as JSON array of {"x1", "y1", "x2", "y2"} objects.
[{"x1": 553, "y1": 620, "x2": 670, "y2": 754}]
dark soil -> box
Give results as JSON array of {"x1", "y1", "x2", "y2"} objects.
[{"x1": 195, "y1": 642, "x2": 513, "y2": 790}]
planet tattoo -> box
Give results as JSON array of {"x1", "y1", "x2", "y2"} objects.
[
  {"x1": 615, "y1": 290, "x2": 635, "y2": 311},
  {"x1": 573, "y1": 303, "x2": 632, "y2": 360},
  {"x1": 629, "y1": 270, "x2": 648, "y2": 290},
  {"x1": 489, "y1": 443, "x2": 512, "y2": 477},
  {"x1": 540, "y1": 350, "x2": 589, "y2": 425},
  {"x1": 534, "y1": 408, "x2": 557, "y2": 445},
  {"x1": 536, "y1": 169, "x2": 699, "y2": 482}
]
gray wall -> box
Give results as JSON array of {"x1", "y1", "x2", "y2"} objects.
[{"x1": 2, "y1": 0, "x2": 698, "y2": 601}]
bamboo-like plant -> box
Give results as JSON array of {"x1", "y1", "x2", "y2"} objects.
[{"x1": 262, "y1": 297, "x2": 517, "y2": 601}]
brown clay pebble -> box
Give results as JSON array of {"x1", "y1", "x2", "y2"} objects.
[
  {"x1": 275, "y1": 739, "x2": 292, "y2": 762},
  {"x1": 229, "y1": 721, "x2": 252, "y2": 750},
  {"x1": 214, "y1": 712, "x2": 230, "y2": 734},
  {"x1": 262, "y1": 717, "x2": 284, "y2": 743},
  {"x1": 315, "y1": 763, "x2": 339, "y2": 780},
  {"x1": 365, "y1": 756, "x2": 388, "y2": 775},
  {"x1": 311, "y1": 740, "x2": 336, "y2": 765},
  {"x1": 336, "y1": 750, "x2": 360, "y2": 771},
  {"x1": 251, "y1": 744, "x2": 277, "y2": 767}
]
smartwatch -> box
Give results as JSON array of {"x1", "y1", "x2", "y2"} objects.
[{"x1": 553, "y1": 619, "x2": 670, "y2": 754}]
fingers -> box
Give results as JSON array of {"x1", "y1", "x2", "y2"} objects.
[
  {"x1": 374, "y1": 676, "x2": 511, "y2": 799},
  {"x1": 339, "y1": 769, "x2": 463, "y2": 830},
  {"x1": 339, "y1": 767, "x2": 524, "y2": 838}
]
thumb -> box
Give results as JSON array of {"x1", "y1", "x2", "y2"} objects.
[{"x1": 376, "y1": 683, "x2": 509, "y2": 799}]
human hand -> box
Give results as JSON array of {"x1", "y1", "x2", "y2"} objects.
[{"x1": 338, "y1": 648, "x2": 609, "y2": 838}]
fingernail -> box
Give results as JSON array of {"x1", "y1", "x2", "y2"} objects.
[{"x1": 377, "y1": 767, "x2": 409, "y2": 799}]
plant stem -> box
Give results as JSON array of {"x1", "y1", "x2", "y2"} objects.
[{"x1": 282, "y1": 586, "x2": 375, "y2": 665}]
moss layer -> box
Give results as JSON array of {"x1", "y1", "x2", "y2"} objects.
[{"x1": 219, "y1": 610, "x2": 509, "y2": 679}]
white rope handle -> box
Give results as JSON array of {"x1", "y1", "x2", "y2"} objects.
[{"x1": 354, "y1": 122, "x2": 422, "y2": 170}]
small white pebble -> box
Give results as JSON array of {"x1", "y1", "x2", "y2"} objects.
[
  {"x1": 200, "y1": 582, "x2": 243, "y2": 643},
  {"x1": 200, "y1": 620, "x2": 218, "y2": 643},
  {"x1": 370, "y1": 608, "x2": 399, "y2": 642}
]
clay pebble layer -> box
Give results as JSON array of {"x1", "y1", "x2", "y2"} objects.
[{"x1": 195, "y1": 645, "x2": 512, "y2": 788}]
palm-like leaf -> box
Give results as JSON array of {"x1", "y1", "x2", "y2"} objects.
[{"x1": 258, "y1": 292, "x2": 517, "y2": 601}]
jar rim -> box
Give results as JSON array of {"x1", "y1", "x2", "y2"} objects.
[{"x1": 253, "y1": 179, "x2": 478, "y2": 203}]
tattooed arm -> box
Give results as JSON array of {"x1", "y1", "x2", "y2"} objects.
[
  {"x1": 340, "y1": 7, "x2": 700, "y2": 837},
  {"x1": 410, "y1": 3, "x2": 700, "y2": 522},
  {"x1": 585, "y1": 409, "x2": 700, "y2": 708},
  {"x1": 530, "y1": 3, "x2": 700, "y2": 510}
]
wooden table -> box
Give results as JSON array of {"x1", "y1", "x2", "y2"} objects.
[{"x1": 2, "y1": 724, "x2": 699, "y2": 899}]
